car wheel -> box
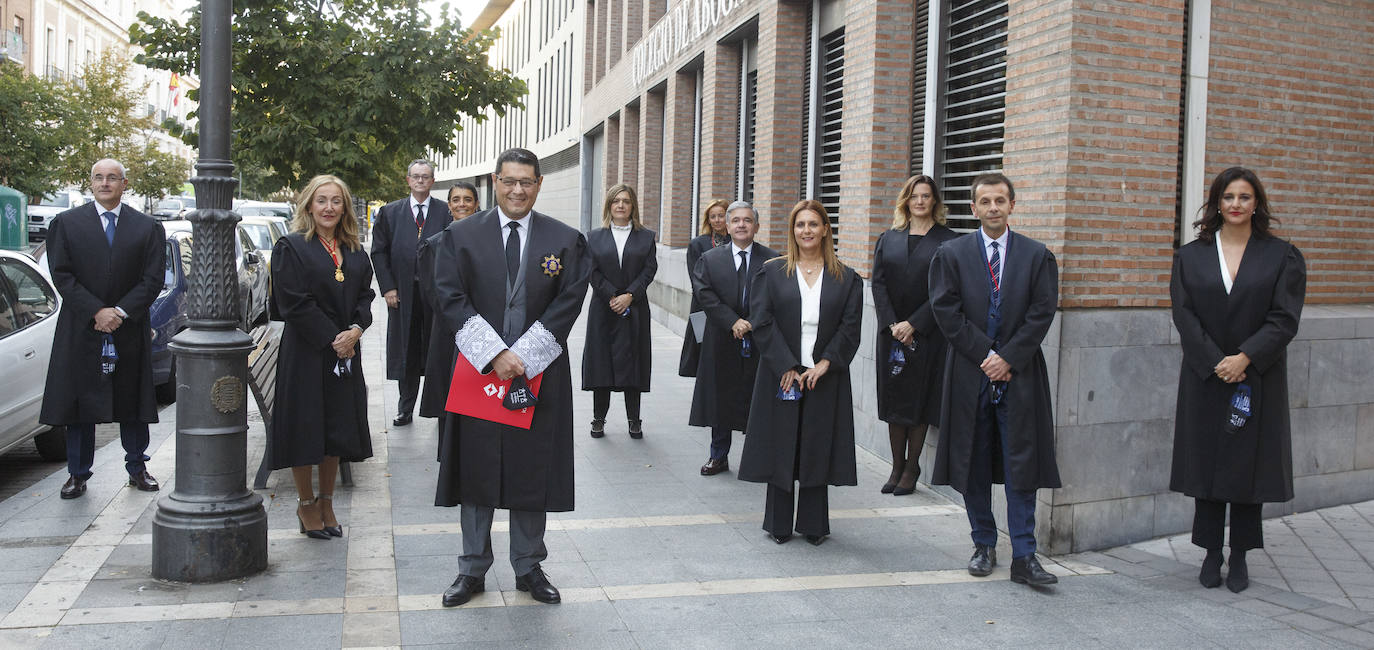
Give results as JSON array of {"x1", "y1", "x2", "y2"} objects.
[
  {"x1": 34, "y1": 426, "x2": 68, "y2": 462},
  {"x1": 156, "y1": 360, "x2": 177, "y2": 404}
]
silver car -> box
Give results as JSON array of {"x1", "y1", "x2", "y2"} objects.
[{"x1": 0, "y1": 249, "x2": 66, "y2": 460}]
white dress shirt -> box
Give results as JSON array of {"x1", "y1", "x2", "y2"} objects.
[
  {"x1": 797, "y1": 271, "x2": 823, "y2": 368},
  {"x1": 979, "y1": 227, "x2": 1010, "y2": 286},
  {"x1": 610, "y1": 222, "x2": 632, "y2": 263},
  {"x1": 410, "y1": 196, "x2": 429, "y2": 224},
  {"x1": 1216, "y1": 240, "x2": 1235, "y2": 295},
  {"x1": 98, "y1": 203, "x2": 124, "y2": 230},
  {"x1": 731, "y1": 242, "x2": 754, "y2": 270},
  {"x1": 498, "y1": 208, "x2": 531, "y2": 262}
]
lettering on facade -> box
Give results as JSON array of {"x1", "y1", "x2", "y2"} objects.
[{"x1": 629, "y1": 0, "x2": 743, "y2": 88}]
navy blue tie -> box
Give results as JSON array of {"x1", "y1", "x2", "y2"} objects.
[{"x1": 103, "y1": 212, "x2": 117, "y2": 246}]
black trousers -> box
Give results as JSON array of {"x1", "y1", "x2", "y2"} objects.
[
  {"x1": 764, "y1": 483, "x2": 829, "y2": 537},
  {"x1": 397, "y1": 285, "x2": 427, "y2": 416},
  {"x1": 592, "y1": 389, "x2": 641, "y2": 421},
  {"x1": 1192, "y1": 498, "x2": 1263, "y2": 551}
]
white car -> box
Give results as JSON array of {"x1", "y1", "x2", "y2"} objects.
[
  {"x1": 26, "y1": 190, "x2": 86, "y2": 242},
  {"x1": 0, "y1": 249, "x2": 66, "y2": 460}
]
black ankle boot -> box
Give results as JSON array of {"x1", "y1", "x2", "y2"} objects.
[
  {"x1": 590, "y1": 419, "x2": 605, "y2": 438},
  {"x1": 1227, "y1": 550, "x2": 1249, "y2": 593},
  {"x1": 1199, "y1": 549, "x2": 1223, "y2": 588}
]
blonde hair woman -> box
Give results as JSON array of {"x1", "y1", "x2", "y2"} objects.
[
  {"x1": 680, "y1": 198, "x2": 732, "y2": 376},
  {"x1": 270, "y1": 174, "x2": 376, "y2": 539}
]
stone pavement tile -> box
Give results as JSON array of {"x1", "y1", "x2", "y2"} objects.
[
  {"x1": 399, "y1": 607, "x2": 517, "y2": 645},
  {"x1": 390, "y1": 505, "x2": 456, "y2": 527},
  {"x1": 1318, "y1": 559, "x2": 1373, "y2": 574},
  {"x1": 630, "y1": 626, "x2": 753, "y2": 649},
  {"x1": 715, "y1": 590, "x2": 837, "y2": 627},
  {"x1": 260, "y1": 536, "x2": 350, "y2": 573},
  {"x1": 1231, "y1": 597, "x2": 1297, "y2": 617},
  {"x1": 71, "y1": 576, "x2": 189, "y2": 608},
  {"x1": 393, "y1": 532, "x2": 458, "y2": 558},
  {"x1": 234, "y1": 568, "x2": 345, "y2": 601},
  {"x1": 1140, "y1": 598, "x2": 1289, "y2": 635},
  {"x1": 221, "y1": 612, "x2": 341, "y2": 650},
  {"x1": 0, "y1": 546, "x2": 67, "y2": 584},
  {"x1": 1287, "y1": 579, "x2": 1352, "y2": 599},
  {"x1": 1280, "y1": 568, "x2": 1342, "y2": 584},
  {"x1": 1276, "y1": 611, "x2": 1348, "y2": 633},
  {"x1": 0, "y1": 582, "x2": 29, "y2": 614},
  {"x1": 159, "y1": 618, "x2": 231, "y2": 650},
  {"x1": 1350, "y1": 597, "x2": 1374, "y2": 612},
  {"x1": 1262, "y1": 590, "x2": 1335, "y2": 611},
  {"x1": 341, "y1": 610, "x2": 400, "y2": 648},
  {"x1": 610, "y1": 594, "x2": 724, "y2": 632},
  {"x1": 1103, "y1": 547, "x2": 1161, "y2": 564},
  {"x1": 1308, "y1": 604, "x2": 1374, "y2": 626},
  {"x1": 736, "y1": 619, "x2": 866, "y2": 646},
  {"x1": 395, "y1": 555, "x2": 459, "y2": 597},
  {"x1": 1214, "y1": 629, "x2": 1346, "y2": 649},
  {"x1": 0, "y1": 517, "x2": 95, "y2": 539},
  {"x1": 1275, "y1": 556, "x2": 1327, "y2": 570},
  {"x1": 564, "y1": 526, "x2": 678, "y2": 562},
  {"x1": 41, "y1": 620, "x2": 168, "y2": 647},
  {"x1": 496, "y1": 629, "x2": 638, "y2": 649},
  {"x1": 1320, "y1": 626, "x2": 1374, "y2": 648}
]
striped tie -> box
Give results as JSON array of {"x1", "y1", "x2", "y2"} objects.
[{"x1": 988, "y1": 241, "x2": 1001, "y2": 306}]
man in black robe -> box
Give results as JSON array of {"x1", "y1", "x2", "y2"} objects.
[
  {"x1": 371, "y1": 159, "x2": 452, "y2": 426},
  {"x1": 40, "y1": 158, "x2": 166, "y2": 499},
  {"x1": 929, "y1": 172, "x2": 1061, "y2": 587},
  {"x1": 431, "y1": 148, "x2": 589, "y2": 607},
  {"x1": 688, "y1": 201, "x2": 779, "y2": 476}
]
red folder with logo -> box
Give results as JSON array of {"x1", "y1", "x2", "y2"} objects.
[{"x1": 445, "y1": 353, "x2": 542, "y2": 429}]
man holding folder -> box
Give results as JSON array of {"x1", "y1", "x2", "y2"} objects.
[{"x1": 430, "y1": 148, "x2": 589, "y2": 606}]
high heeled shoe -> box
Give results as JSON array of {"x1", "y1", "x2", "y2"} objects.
[
  {"x1": 297, "y1": 498, "x2": 331, "y2": 540},
  {"x1": 893, "y1": 465, "x2": 921, "y2": 496},
  {"x1": 318, "y1": 494, "x2": 343, "y2": 537}
]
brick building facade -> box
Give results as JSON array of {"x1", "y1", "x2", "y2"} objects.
[{"x1": 581, "y1": 0, "x2": 1374, "y2": 554}]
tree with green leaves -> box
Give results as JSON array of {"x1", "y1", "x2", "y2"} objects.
[
  {"x1": 123, "y1": 141, "x2": 191, "y2": 202},
  {"x1": 0, "y1": 61, "x2": 80, "y2": 199},
  {"x1": 130, "y1": 0, "x2": 527, "y2": 200}
]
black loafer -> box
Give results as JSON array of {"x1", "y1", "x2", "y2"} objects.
[
  {"x1": 700, "y1": 457, "x2": 728, "y2": 476},
  {"x1": 392, "y1": 414, "x2": 413, "y2": 426},
  {"x1": 769, "y1": 533, "x2": 791, "y2": 545},
  {"x1": 806, "y1": 534, "x2": 826, "y2": 546},
  {"x1": 60, "y1": 475, "x2": 87, "y2": 500},
  {"x1": 968, "y1": 544, "x2": 996, "y2": 577},
  {"x1": 1010, "y1": 555, "x2": 1058, "y2": 586},
  {"x1": 515, "y1": 565, "x2": 560, "y2": 604},
  {"x1": 441, "y1": 574, "x2": 485, "y2": 607},
  {"x1": 128, "y1": 470, "x2": 160, "y2": 492}
]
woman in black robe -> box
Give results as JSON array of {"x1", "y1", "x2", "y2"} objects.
[
  {"x1": 270, "y1": 174, "x2": 376, "y2": 540},
  {"x1": 871, "y1": 175, "x2": 958, "y2": 495},
  {"x1": 1170, "y1": 167, "x2": 1305, "y2": 593},
  {"x1": 739, "y1": 200, "x2": 862, "y2": 545},
  {"x1": 582, "y1": 184, "x2": 658, "y2": 438},
  {"x1": 679, "y1": 199, "x2": 731, "y2": 376},
  {"x1": 417, "y1": 182, "x2": 480, "y2": 428}
]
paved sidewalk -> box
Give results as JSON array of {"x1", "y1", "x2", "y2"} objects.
[{"x1": 0, "y1": 298, "x2": 1371, "y2": 648}]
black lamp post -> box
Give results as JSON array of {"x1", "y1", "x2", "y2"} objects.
[{"x1": 151, "y1": 0, "x2": 268, "y2": 581}]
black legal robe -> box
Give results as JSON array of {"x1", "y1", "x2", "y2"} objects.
[
  {"x1": 40, "y1": 203, "x2": 165, "y2": 426},
  {"x1": 416, "y1": 232, "x2": 454, "y2": 419},
  {"x1": 737, "y1": 259, "x2": 863, "y2": 490},
  {"x1": 1170, "y1": 234, "x2": 1305, "y2": 504},
  {"x1": 432, "y1": 208, "x2": 589, "y2": 512},
  {"x1": 679, "y1": 232, "x2": 728, "y2": 376},
  {"x1": 928, "y1": 231, "x2": 1061, "y2": 493},
  {"x1": 268, "y1": 233, "x2": 376, "y2": 468},
  {"x1": 581, "y1": 227, "x2": 658, "y2": 392},
  {"x1": 687, "y1": 243, "x2": 780, "y2": 431},
  {"x1": 871, "y1": 224, "x2": 958, "y2": 426},
  {"x1": 370, "y1": 196, "x2": 452, "y2": 380}
]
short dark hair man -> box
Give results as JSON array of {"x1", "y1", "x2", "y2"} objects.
[
  {"x1": 40, "y1": 158, "x2": 167, "y2": 499},
  {"x1": 431, "y1": 148, "x2": 589, "y2": 607},
  {"x1": 928, "y1": 172, "x2": 1062, "y2": 586},
  {"x1": 371, "y1": 159, "x2": 453, "y2": 426},
  {"x1": 688, "y1": 201, "x2": 780, "y2": 475}
]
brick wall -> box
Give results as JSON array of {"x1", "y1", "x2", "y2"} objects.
[
  {"x1": 751, "y1": 2, "x2": 809, "y2": 250},
  {"x1": 607, "y1": 0, "x2": 624, "y2": 72},
  {"x1": 836, "y1": 0, "x2": 915, "y2": 275},
  {"x1": 638, "y1": 90, "x2": 666, "y2": 234},
  {"x1": 660, "y1": 71, "x2": 698, "y2": 247},
  {"x1": 700, "y1": 43, "x2": 741, "y2": 206},
  {"x1": 1004, "y1": 0, "x2": 1185, "y2": 308},
  {"x1": 620, "y1": 102, "x2": 641, "y2": 189},
  {"x1": 1206, "y1": 0, "x2": 1374, "y2": 304},
  {"x1": 585, "y1": 0, "x2": 597, "y2": 93}
]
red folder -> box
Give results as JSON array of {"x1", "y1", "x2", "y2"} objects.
[{"x1": 445, "y1": 353, "x2": 543, "y2": 429}]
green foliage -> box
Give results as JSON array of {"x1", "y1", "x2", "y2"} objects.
[
  {"x1": 0, "y1": 61, "x2": 79, "y2": 199},
  {"x1": 130, "y1": 0, "x2": 527, "y2": 200},
  {"x1": 123, "y1": 141, "x2": 189, "y2": 200},
  {"x1": 59, "y1": 53, "x2": 160, "y2": 188}
]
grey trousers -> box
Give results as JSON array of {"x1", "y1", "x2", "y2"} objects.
[{"x1": 459, "y1": 504, "x2": 548, "y2": 577}]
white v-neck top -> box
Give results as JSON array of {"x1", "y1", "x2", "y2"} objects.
[
  {"x1": 1216, "y1": 240, "x2": 1234, "y2": 295},
  {"x1": 797, "y1": 271, "x2": 823, "y2": 368}
]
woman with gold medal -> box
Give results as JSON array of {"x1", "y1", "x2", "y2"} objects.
[{"x1": 269, "y1": 174, "x2": 377, "y2": 540}]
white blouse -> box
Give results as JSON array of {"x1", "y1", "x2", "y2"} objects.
[
  {"x1": 1216, "y1": 239, "x2": 1234, "y2": 295},
  {"x1": 797, "y1": 270, "x2": 823, "y2": 368},
  {"x1": 611, "y1": 223, "x2": 632, "y2": 264}
]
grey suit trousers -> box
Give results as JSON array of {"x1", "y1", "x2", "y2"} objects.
[{"x1": 459, "y1": 504, "x2": 548, "y2": 577}]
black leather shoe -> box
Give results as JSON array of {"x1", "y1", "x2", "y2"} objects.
[
  {"x1": 590, "y1": 419, "x2": 605, "y2": 439},
  {"x1": 128, "y1": 470, "x2": 160, "y2": 492},
  {"x1": 968, "y1": 544, "x2": 996, "y2": 577},
  {"x1": 515, "y1": 565, "x2": 560, "y2": 604},
  {"x1": 806, "y1": 534, "x2": 826, "y2": 546},
  {"x1": 769, "y1": 533, "x2": 792, "y2": 545},
  {"x1": 700, "y1": 457, "x2": 728, "y2": 476},
  {"x1": 1010, "y1": 555, "x2": 1058, "y2": 586},
  {"x1": 441, "y1": 574, "x2": 485, "y2": 607},
  {"x1": 60, "y1": 475, "x2": 87, "y2": 499},
  {"x1": 393, "y1": 414, "x2": 413, "y2": 426},
  {"x1": 1199, "y1": 549, "x2": 1223, "y2": 588},
  {"x1": 628, "y1": 419, "x2": 643, "y2": 440},
  {"x1": 1226, "y1": 552, "x2": 1249, "y2": 593}
]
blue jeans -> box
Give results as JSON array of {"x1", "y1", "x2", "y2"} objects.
[
  {"x1": 66, "y1": 422, "x2": 150, "y2": 479},
  {"x1": 962, "y1": 387, "x2": 1038, "y2": 559}
]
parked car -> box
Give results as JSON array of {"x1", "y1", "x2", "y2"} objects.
[
  {"x1": 26, "y1": 190, "x2": 86, "y2": 242},
  {"x1": 150, "y1": 234, "x2": 190, "y2": 403},
  {"x1": 161, "y1": 220, "x2": 270, "y2": 332},
  {"x1": 238, "y1": 216, "x2": 287, "y2": 254},
  {"x1": 235, "y1": 200, "x2": 293, "y2": 219},
  {"x1": 0, "y1": 249, "x2": 66, "y2": 461},
  {"x1": 152, "y1": 196, "x2": 196, "y2": 220}
]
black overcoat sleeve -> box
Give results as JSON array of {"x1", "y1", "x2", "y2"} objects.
[
  {"x1": 46, "y1": 217, "x2": 106, "y2": 321},
  {"x1": 272, "y1": 239, "x2": 341, "y2": 349},
  {"x1": 114, "y1": 220, "x2": 167, "y2": 319},
  {"x1": 1170, "y1": 250, "x2": 1227, "y2": 380},
  {"x1": 870, "y1": 233, "x2": 898, "y2": 328},
  {"x1": 929, "y1": 244, "x2": 994, "y2": 364},
  {"x1": 819, "y1": 271, "x2": 864, "y2": 371},
  {"x1": 996, "y1": 248, "x2": 1058, "y2": 373},
  {"x1": 1238, "y1": 245, "x2": 1306, "y2": 374},
  {"x1": 694, "y1": 253, "x2": 742, "y2": 331},
  {"x1": 371, "y1": 207, "x2": 397, "y2": 295}
]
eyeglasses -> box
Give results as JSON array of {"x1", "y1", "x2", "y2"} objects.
[
  {"x1": 408, "y1": 174, "x2": 433, "y2": 181},
  {"x1": 496, "y1": 177, "x2": 538, "y2": 189},
  {"x1": 91, "y1": 174, "x2": 124, "y2": 183}
]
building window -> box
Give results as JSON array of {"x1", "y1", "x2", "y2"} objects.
[
  {"x1": 814, "y1": 28, "x2": 844, "y2": 247},
  {"x1": 936, "y1": 0, "x2": 1008, "y2": 231},
  {"x1": 910, "y1": 0, "x2": 931, "y2": 178}
]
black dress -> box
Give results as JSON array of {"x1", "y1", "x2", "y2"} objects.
[
  {"x1": 679, "y1": 232, "x2": 729, "y2": 376},
  {"x1": 738, "y1": 260, "x2": 863, "y2": 490},
  {"x1": 581, "y1": 227, "x2": 658, "y2": 392},
  {"x1": 870, "y1": 225, "x2": 958, "y2": 426},
  {"x1": 269, "y1": 233, "x2": 376, "y2": 469},
  {"x1": 1169, "y1": 234, "x2": 1305, "y2": 504}
]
